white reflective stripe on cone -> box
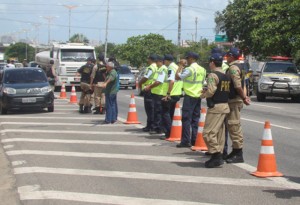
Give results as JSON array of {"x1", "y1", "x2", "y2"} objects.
[
  {"x1": 130, "y1": 98, "x2": 135, "y2": 104},
  {"x1": 260, "y1": 146, "x2": 275, "y2": 154},
  {"x1": 198, "y1": 127, "x2": 203, "y2": 133},
  {"x1": 172, "y1": 120, "x2": 182, "y2": 126},
  {"x1": 173, "y1": 109, "x2": 181, "y2": 116},
  {"x1": 262, "y1": 129, "x2": 272, "y2": 140},
  {"x1": 129, "y1": 108, "x2": 136, "y2": 112}
]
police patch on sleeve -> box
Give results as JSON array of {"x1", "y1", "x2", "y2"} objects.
[
  {"x1": 230, "y1": 69, "x2": 237, "y2": 75},
  {"x1": 207, "y1": 77, "x2": 214, "y2": 84}
]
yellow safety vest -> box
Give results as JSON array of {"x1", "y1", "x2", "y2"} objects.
[
  {"x1": 182, "y1": 62, "x2": 206, "y2": 98},
  {"x1": 151, "y1": 65, "x2": 168, "y2": 96},
  {"x1": 168, "y1": 62, "x2": 183, "y2": 96},
  {"x1": 142, "y1": 63, "x2": 157, "y2": 89}
]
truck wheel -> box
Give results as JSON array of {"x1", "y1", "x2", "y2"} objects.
[
  {"x1": 291, "y1": 95, "x2": 300, "y2": 103},
  {"x1": 256, "y1": 89, "x2": 266, "y2": 102},
  {"x1": 132, "y1": 86, "x2": 136, "y2": 90}
]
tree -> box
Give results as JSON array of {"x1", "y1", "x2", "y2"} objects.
[
  {"x1": 95, "y1": 43, "x2": 117, "y2": 59},
  {"x1": 4, "y1": 42, "x2": 35, "y2": 62},
  {"x1": 114, "y1": 33, "x2": 176, "y2": 67},
  {"x1": 69, "y1": 33, "x2": 89, "y2": 43}
]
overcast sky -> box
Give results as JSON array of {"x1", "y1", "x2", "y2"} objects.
[{"x1": 0, "y1": 0, "x2": 229, "y2": 45}]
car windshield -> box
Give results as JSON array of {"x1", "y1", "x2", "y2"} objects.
[
  {"x1": 4, "y1": 69, "x2": 48, "y2": 84},
  {"x1": 61, "y1": 49, "x2": 94, "y2": 62},
  {"x1": 119, "y1": 66, "x2": 132, "y2": 74},
  {"x1": 264, "y1": 62, "x2": 298, "y2": 73}
]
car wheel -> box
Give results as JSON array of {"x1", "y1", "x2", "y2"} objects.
[
  {"x1": 0, "y1": 104, "x2": 8, "y2": 114},
  {"x1": 132, "y1": 86, "x2": 136, "y2": 90},
  {"x1": 256, "y1": 89, "x2": 266, "y2": 102},
  {"x1": 48, "y1": 105, "x2": 54, "y2": 112},
  {"x1": 124, "y1": 86, "x2": 128, "y2": 89},
  {"x1": 291, "y1": 95, "x2": 300, "y2": 103}
]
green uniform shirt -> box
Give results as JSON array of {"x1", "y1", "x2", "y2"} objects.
[{"x1": 105, "y1": 69, "x2": 118, "y2": 94}]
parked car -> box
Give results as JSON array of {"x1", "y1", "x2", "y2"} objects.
[
  {"x1": 0, "y1": 62, "x2": 7, "y2": 70},
  {"x1": 256, "y1": 56, "x2": 300, "y2": 102},
  {"x1": 117, "y1": 65, "x2": 136, "y2": 89},
  {"x1": 0, "y1": 67, "x2": 54, "y2": 114}
]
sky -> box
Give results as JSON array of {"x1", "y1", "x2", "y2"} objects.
[{"x1": 0, "y1": 0, "x2": 229, "y2": 45}]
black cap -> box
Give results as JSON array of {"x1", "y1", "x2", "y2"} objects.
[
  {"x1": 148, "y1": 54, "x2": 157, "y2": 61},
  {"x1": 156, "y1": 55, "x2": 164, "y2": 62},
  {"x1": 227, "y1": 47, "x2": 240, "y2": 58},
  {"x1": 87, "y1": 57, "x2": 94, "y2": 62},
  {"x1": 185, "y1": 52, "x2": 199, "y2": 60},
  {"x1": 209, "y1": 53, "x2": 223, "y2": 62},
  {"x1": 98, "y1": 53, "x2": 105, "y2": 61},
  {"x1": 49, "y1": 59, "x2": 54, "y2": 64},
  {"x1": 164, "y1": 54, "x2": 174, "y2": 61}
]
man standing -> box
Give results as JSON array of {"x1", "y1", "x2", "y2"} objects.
[
  {"x1": 77, "y1": 57, "x2": 94, "y2": 113},
  {"x1": 46, "y1": 59, "x2": 57, "y2": 92},
  {"x1": 100, "y1": 62, "x2": 118, "y2": 124},
  {"x1": 6, "y1": 59, "x2": 15, "y2": 68},
  {"x1": 90, "y1": 53, "x2": 106, "y2": 114},
  {"x1": 161, "y1": 54, "x2": 183, "y2": 139},
  {"x1": 200, "y1": 53, "x2": 230, "y2": 168},
  {"x1": 175, "y1": 52, "x2": 206, "y2": 147},
  {"x1": 138, "y1": 54, "x2": 157, "y2": 132},
  {"x1": 225, "y1": 47, "x2": 250, "y2": 163},
  {"x1": 144, "y1": 55, "x2": 168, "y2": 135}
]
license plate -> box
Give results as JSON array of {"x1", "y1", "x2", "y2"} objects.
[
  {"x1": 22, "y1": 98, "x2": 36, "y2": 103},
  {"x1": 275, "y1": 84, "x2": 287, "y2": 88},
  {"x1": 120, "y1": 80, "x2": 128, "y2": 84},
  {"x1": 74, "y1": 78, "x2": 81, "y2": 82}
]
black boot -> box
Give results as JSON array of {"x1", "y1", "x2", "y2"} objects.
[
  {"x1": 84, "y1": 105, "x2": 92, "y2": 113},
  {"x1": 93, "y1": 107, "x2": 100, "y2": 114},
  {"x1": 205, "y1": 152, "x2": 224, "y2": 168},
  {"x1": 79, "y1": 105, "x2": 84, "y2": 113},
  {"x1": 226, "y1": 149, "x2": 244, "y2": 163}
]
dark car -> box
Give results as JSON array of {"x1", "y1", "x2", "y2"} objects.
[{"x1": 0, "y1": 67, "x2": 54, "y2": 114}]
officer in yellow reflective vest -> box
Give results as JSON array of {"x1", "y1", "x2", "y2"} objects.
[
  {"x1": 144, "y1": 55, "x2": 168, "y2": 134},
  {"x1": 160, "y1": 54, "x2": 183, "y2": 139},
  {"x1": 138, "y1": 54, "x2": 158, "y2": 132},
  {"x1": 175, "y1": 52, "x2": 206, "y2": 147}
]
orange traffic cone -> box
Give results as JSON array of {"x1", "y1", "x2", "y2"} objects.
[
  {"x1": 191, "y1": 108, "x2": 208, "y2": 151},
  {"x1": 166, "y1": 103, "x2": 182, "y2": 142},
  {"x1": 59, "y1": 83, "x2": 67, "y2": 99},
  {"x1": 124, "y1": 93, "x2": 141, "y2": 124},
  {"x1": 69, "y1": 84, "x2": 78, "y2": 104},
  {"x1": 251, "y1": 121, "x2": 283, "y2": 178}
]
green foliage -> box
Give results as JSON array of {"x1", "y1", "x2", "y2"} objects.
[
  {"x1": 95, "y1": 43, "x2": 117, "y2": 59},
  {"x1": 69, "y1": 33, "x2": 89, "y2": 43},
  {"x1": 215, "y1": 0, "x2": 300, "y2": 59},
  {"x1": 4, "y1": 42, "x2": 35, "y2": 61},
  {"x1": 114, "y1": 33, "x2": 176, "y2": 67}
]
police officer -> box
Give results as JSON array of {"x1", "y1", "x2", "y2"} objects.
[
  {"x1": 224, "y1": 47, "x2": 250, "y2": 163},
  {"x1": 46, "y1": 59, "x2": 57, "y2": 92},
  {"x1": 144, "y1": 55, "x2": 168, "y2": 135},
  {"x1": 77, "y1": 57, "x2": 94, "y2": 113},
  {"x1": 175, "y1": 52, "x2": 206, "y2": 147},
  {"x1": 161, "y1": 54, "x2": 183, "y2": 139},
  {"x1": 90, "y1": 53, "x2": 106, "y2": 114},
  {"x1": 211, "y1": 47, "x2": 229, "y2": 71},
  {"x1": 200, "y1": 53, "x2": 230, "y2": 168},
  {"x1": 138, "y1": 54, "x2": 157, "y2": 132}
]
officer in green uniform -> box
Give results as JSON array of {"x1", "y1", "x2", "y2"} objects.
[
  {"x1": 200, "y1": 53, "x2": 230, "y2": 168},
  {"x1": 138, "y1": 54, "x2": 158, "y2": 132},
  {"x1": 175, "y1": 52, "x2": 206, "y2": 147},
  {"x1": 224, "y1": 47, "x2": 250, "y2": 163},
  {"x1": 77, "y1": 57, "x2": 94, "y2": 113},
  {"x1": 144, "y1": 55, "x2": 168, "y2": 134}
]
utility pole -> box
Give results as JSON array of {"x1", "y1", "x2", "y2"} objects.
[
  {"x1": 195, "y1": 17, "x2": 198, "y2": 42},
  {"x1": 63, "y1": 5, "x2": 78, "y2": 41},
  {"x1": 177, "y1": 0, "x2": 182, "y2": 47},
  {"x1": 43, "y1": 16, "x2": 57, "y2": 45},
  {"x1": 104, "y1": 0, "x2": 110, "y2": 59}
]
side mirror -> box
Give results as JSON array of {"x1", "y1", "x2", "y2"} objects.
[{"x1": 50, "y1": 51, "x2": 54, "y2": 58}]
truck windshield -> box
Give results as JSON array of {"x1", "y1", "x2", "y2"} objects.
[
  {"x1": 264, "y1": 63, "x2": 298, "y2": 74},
  {"x1": 61, "y1": 49, "x2": 94, "y2": 62}
]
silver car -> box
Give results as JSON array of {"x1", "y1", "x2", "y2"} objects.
[{"x1": 118, "y1": 65, "x2": 136, "y2": 89}]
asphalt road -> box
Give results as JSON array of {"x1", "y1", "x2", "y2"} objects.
[{"x1": 0, "y1": 88, "x2": 299, "y2": 205}]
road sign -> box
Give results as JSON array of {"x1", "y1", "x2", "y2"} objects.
[{"x1": 215, "y1": 34, "x2": 228, "y2": 42}]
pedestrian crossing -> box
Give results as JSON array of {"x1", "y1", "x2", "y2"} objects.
[{"x1": 1, "y1": 98, "x2": 300, "y2": 205}]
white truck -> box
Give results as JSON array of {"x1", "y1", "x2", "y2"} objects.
[{"x1": 35, "y1": 42, "x2": 96, "y2": 87}]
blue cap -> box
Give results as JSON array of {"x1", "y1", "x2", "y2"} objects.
[
  {"x1": 156, "y1": 55, "x2": 164, "y2": 62},
  {"x1": 148, "y1": 54, "x2": 157, "y2": 61},
  {"x1": 185, "y1": 52, "x2": 199, "y2": 60},
  {"x1": 209, "y1": 53, "x2": 223, "y2": 62},
  {"x1": 164, "y1": 54, "x2": 174, "y2": 61},
  {"x1": 227, "y1": 47, "x2": 240, "y2": 58}
]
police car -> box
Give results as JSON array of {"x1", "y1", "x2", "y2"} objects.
[{"x1": 256, "y1": 56, "x2": 300, "y2": 102}]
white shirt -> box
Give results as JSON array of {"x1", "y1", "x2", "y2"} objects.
[{"x1": 6, "y1": 63, "x2": 15, "y2": 68}]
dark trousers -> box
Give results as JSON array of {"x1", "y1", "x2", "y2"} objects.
[
  {"x1": 143, "y1": 91, "x2": 154, "y2": 129},
  {"x1": 169, "y1": 96, "x2": 181, "y2": 120},
  {"x1": 161, "y1": 99, "x2": 172, "y2": 136},
  {"x1": 152, "y1": 94, "x2": 163, "y2": 132},
  {"x1": 105, "y1": 93, "x2": 117, "y2": 123},
  {"x1": 181, "y1": 95, "x2": 201, "y2": 145},
  {"x1": 223, "y1": 118, "x2": 229, "y2": 155}
]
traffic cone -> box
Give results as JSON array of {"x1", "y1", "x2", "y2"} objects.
[
  {"x1": 124, "y1": 93, "x2": 141, "y2": 124},
  {"x1": 166, "y1": 103, "x2": 182, "y2": 142},
  {"x1": 69, "y1": 84, "x2": 78, "y2": 104},
  {"x1": 59, "y1": 83, "x2": 67, "y2": 99},
  {"x1": 251, "y1": 121, "x2": 283, "y2": 178},
  {"x1": 191, "y1": 108, "x2": 208, "y2": 151}
]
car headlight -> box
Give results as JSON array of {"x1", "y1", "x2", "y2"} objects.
[
  {"x1": 40, "y1": 86, "x2": 52, "y2": 93},
  {"x1": 3, "y1": 87, "x2": 16, "y2": 94},
  {"x1": 260, "y1": 76, "x2": 272, "y2": 83},
  {"x1": 291, "y1": 78, "x2": 300, "y2": 83}
]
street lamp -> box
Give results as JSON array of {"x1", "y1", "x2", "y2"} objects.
[
  {"x1": 41, "y1": 16, "x2": 58, "y2": 45},
  {"x1": 63, "y1": 5, "x2": 78, "y2": 41}
]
